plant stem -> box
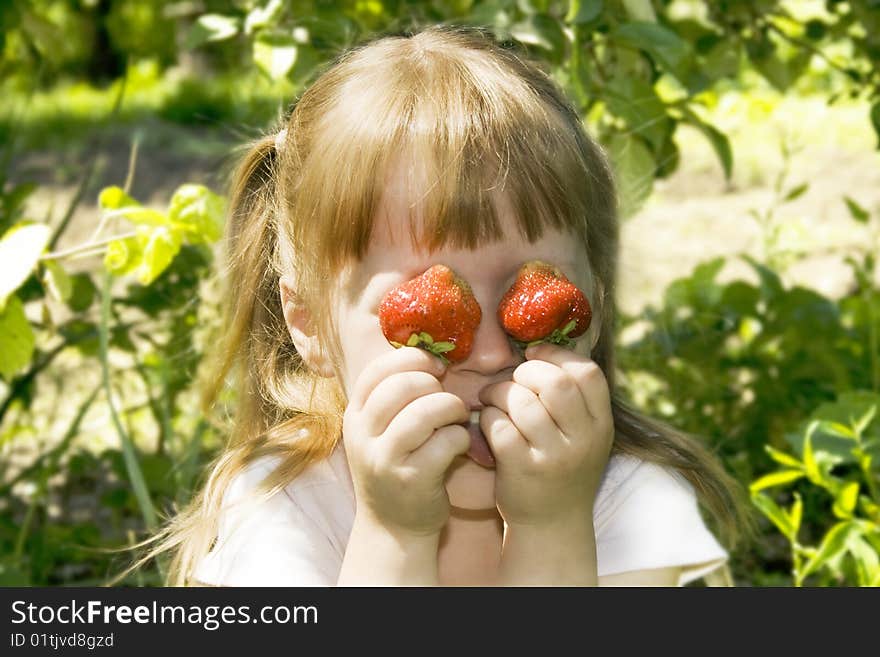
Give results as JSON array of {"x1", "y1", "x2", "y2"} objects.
[
  {"x1": 41, "y1": 231, "x2": 139, "y2": 262},
  {"x1": 98, "y1": 270, "x2": 157, "y2": 533}
]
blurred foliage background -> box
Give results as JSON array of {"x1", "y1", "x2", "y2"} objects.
[{"x1": 1, "y1": 0, "x2": 879, "y2": 587}]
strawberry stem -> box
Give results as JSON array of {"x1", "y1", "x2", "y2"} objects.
[{"x1": 390, "y1": 332, "x2": 453, "y2": 364}]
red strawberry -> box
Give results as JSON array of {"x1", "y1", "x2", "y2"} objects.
[
  {"x1": 378, "y1": 264, "x2": 482, "y2": 364},
  {"x1": 497, "y1": 260, "x2": 592, "y2": 348}
]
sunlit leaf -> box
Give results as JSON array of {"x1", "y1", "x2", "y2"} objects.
[
  {"x1": 0, "y1": 223, "x2": 51, "y2": 312},
  {"x1": 42, "y1": 259, "x2": 72, "y2": 303},
  {"x1": 752, "y1": 491, "x2": 795, "y2": 540},
  {"x1": 245, "y1": 0, "x2": 285, "y2": 35},
  {"x1": 790, "y1": 492, "x2": 803, "y2": 537},
  {"x1": 764, "y1": 444, "x2": 803, "y2": 469},
  {"x1": 167, "y1": 184, "x2": 225, "y2": 244},
  {"x1": 749, "y1": 469, "x2": 804, "y2": 493},
  {"x1": 832, "y1": 482, "x2": 859, "y2": 519},
  {"x1": 565, "y1": 0, "x2": 602, "y2": 24},
  {"x1": 104, "y1": 233, "x2": 144, "y2": 277},
  {"x1": 848, "y1": 535, "x2": 880, "y2": 586},
  {"x1": 801, "y1": 521, "x2": 859, "y2": 581},
  {"x1": 98, "y1": 186, "x2": 138, "y2": 210},
  {"x1": 253, "y1": 33, "x2": 298, "y2": 80},
  {"x1": 803, "y1": 420, "x2": 821, "y2": 483},
  {"x1": 138, "y1": 227, "x2": 183, "y2": 286},
  {"x1": 187, "y1": 14, "x2": 241, "y2": 49},
  {"x1": 0, "y1": 295, "x2": 35, "y2": 381}
]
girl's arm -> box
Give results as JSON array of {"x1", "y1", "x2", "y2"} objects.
[
  {"x1": 339, "y1": 347, "x2": 469, "y2": 586},
  {"x1": 500, "y1": 514, "x2": 598, "y2": 586},
  {"x1": 338, "y1": 514, "x2": 440, "y2": 586}
]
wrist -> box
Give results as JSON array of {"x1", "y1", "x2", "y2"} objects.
[
  {"x1": 338, "y1": 513, "x2": 441, "y2": 586},
  {"x1": 501, "y1": 509, "x2": 597, "y2": 587}
]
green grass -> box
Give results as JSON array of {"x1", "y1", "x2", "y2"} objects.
[{"x1": 1, "y1": 59, "x2": 298, "y2": 152}]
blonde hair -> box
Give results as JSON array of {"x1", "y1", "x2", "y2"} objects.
[{"x1": 120, "y1": 23, "x2": 756, "y2": 586}]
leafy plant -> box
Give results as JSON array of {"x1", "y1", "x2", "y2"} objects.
[{"x1": 751, "y1": 399, "x2": 880, "y2": 586}]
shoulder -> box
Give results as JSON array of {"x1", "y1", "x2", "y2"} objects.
[
  {"x1": 593, "y1": 454, "x2": 729, "y2": 586},
  {"x1": 192, "y1": 447, "x2": 355, "y2": 587}
]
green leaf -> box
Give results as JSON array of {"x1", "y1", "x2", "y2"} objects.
[
  {"x1": 621, "y1": 0, "x2": 656, "y2": 21},
  {"x1": 790, "y1": 492, "x2": 803, "y2": 537},
  {"x1": 801, "y1": 521, "x2": 859, "y2": 581},
  {"x1": 764, "y1": 444, "x2": 803, "y2": 469},
  {"x1": 67, "y1": 273, "x2": 97, "y2": 313},
  {"x1": 244, "y1": 0, "x2": 284, "y2": 35},
  {"x1": 603, "y1": 76, "x2": 670, "y2": 153},
  {"x1": 832, "y1": 482, "x2": 859, "y2": 519},
  {"x1": 0, "y1": 295, "x2": 35, "y2": 381},
  {"x1": 819, "y1": 420, "x2": 857, "y2": 440},
  {"x1": 138, "y1": 227, "x2": 183, "y2": 286},
  {"x1": 98, "y1": 187, "x2": 167, "y2": 227},
  {"x1": 98, "y1": 185, "x2": 138, "y2": 210},
  {"x1": 751, "y1": 491, "x2": 795, "y2": 540},
  {"x1": 186, "y1": 14, "x2": 241, "y2": 49},
  {"x1": 843, "y1": 196, "x2": 870, "y2": 223},
  {"x1": 253, "y1": 33, "x2": 298, "y2": 81},
  {"x1": 783, "y1": 183, "x2": 809, "y2": 202},
  {"x1": 104, "y1": 234, "x2": 144, "y2": 277},
  {"x1": 849, "y1": 535, "x2": 880, "y2": 586},
  {"x1": 612, "y1": 22, "x2": 692, "y2": 80},
  {"x1": 510, "y1": 15, "x2": 567, "y2": 63},
  {"x1": 0, "y1": 223, "x2": 51, "y2": 312},
  {"x1": 42, "y1": 259, "x2": 72, "y2": 303},
  {"x1": 749, "y1": 469, "x2": 804, "y2": 493},
  {"x1": 607, "y1": 133, "x2": 655, "y2": 219},
  {"x1": 854, "y1": 405, "x2": 876, "y2": 438},
  {"x1": 565, "y1": 0, "x2": 602, "y2": 24},
  {"x1": 803, "y1": 419, "x2": 821, "y2": 483},
  {"x1": 167, "y1": 184, "x2": 225, "y2": 244},
  {"x1": 680, "y1": 108, "x2": 732, "y2": 180}
]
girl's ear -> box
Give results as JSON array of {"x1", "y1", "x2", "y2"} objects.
[{"x1": 279, "y1": 275, "x2": 335, "y2": 378}]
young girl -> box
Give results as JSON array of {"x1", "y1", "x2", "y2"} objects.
[{"x1": 137, "y1": 23, "x2": 753, "y2": 586}]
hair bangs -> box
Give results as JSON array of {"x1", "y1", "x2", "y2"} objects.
[{"x1": 292, "y1": 31, "x2": 594, "y2": 278}]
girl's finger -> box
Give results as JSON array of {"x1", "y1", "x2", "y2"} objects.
[
  {"x1": 479, "y1": 405, "x2": 528, "y2": 465},
  {"x1": 511, "y1": 359, "x2": 591, "y2": 439},
  {"x1": 349, "y1": 346, "x2": 446, "y2": 412},
  {"x1": 403, "y1": 424, "x2": 470, "y2": 478},
  {"x1": 525, "y1": 343, "x2": 611, "y2": 421},
  {"x1": 479, "y1": 381, "x2": 561, "y2": 451},
  {"x1": 360, "y1": 370, "x2": 444, "y2": 436},
  {"x1": 380, "y1": 391, "x2": 469, "y2": 458}
]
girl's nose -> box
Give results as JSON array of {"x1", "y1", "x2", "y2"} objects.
[{"x1": 458, "y1": 307, "x2": 521, "y2": 376}]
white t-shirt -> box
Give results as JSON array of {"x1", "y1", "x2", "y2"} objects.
[{"x1": 192, "y1": 445, "x2": 729, "y2": 587}]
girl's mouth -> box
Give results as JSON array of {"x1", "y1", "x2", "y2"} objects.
[{"x1": 464, "y1": 410, "x2": 495, "y2": 469}]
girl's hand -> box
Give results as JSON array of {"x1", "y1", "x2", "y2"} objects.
[
  {"x1": 478, "y1": 343, "x2": 614, "y2": 529},
  {"x1": 342, "y1": 346, "x2": 470, "y2": 538}
]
